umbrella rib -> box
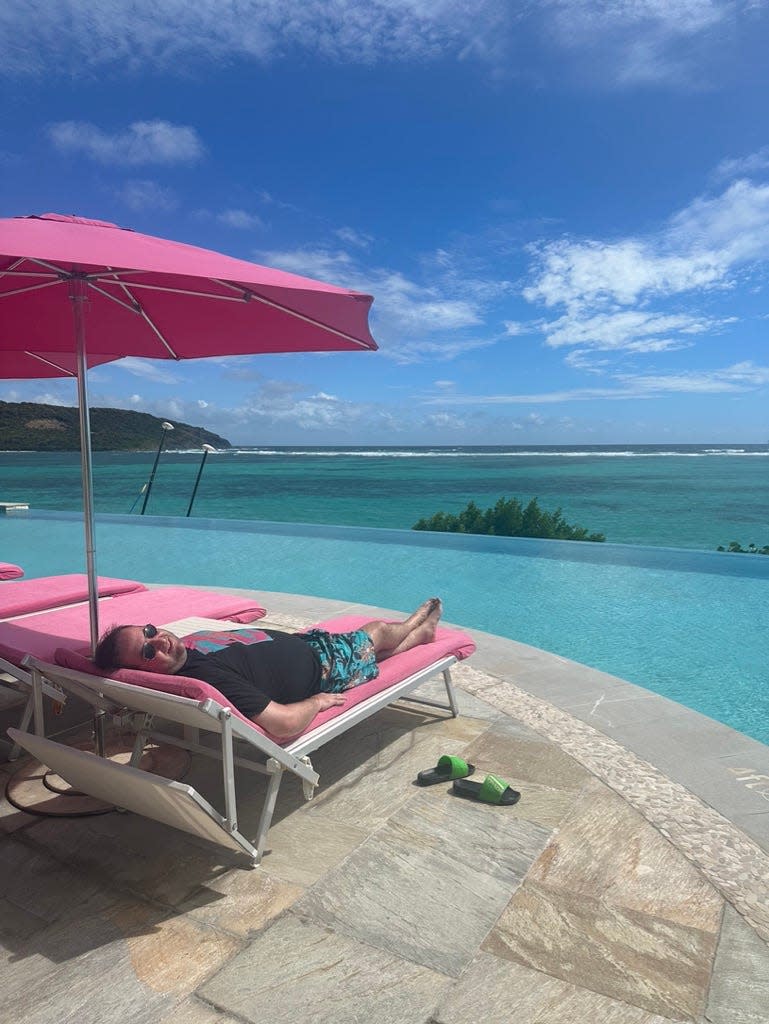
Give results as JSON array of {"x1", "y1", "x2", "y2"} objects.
[
  {"x1": 0, "y1": 279, "x2": 64, "y2": 300},
  {"x1": 27, "y1": 257, "x2": 70, "y2": 275},
  {"x1": 117, "y1": 278, "x2": 375, "y2": 349},
  {"x1": 211, "y1": 278, "x2": 374, "y2": 349},
  {"x1": 23, "y1": 352, "x2": 76, "y2": 375},
  {"x1": 0, "y1": 257, "x2": 24, "y2": 275},
  {"x1": 0, "y1": 269, "x2": 60, "y2": 279},
  {"x1": 114, "y1": 279, "x2": 179, "y2": 358},
  {"x1": 88, "y1": 281, "x2": 142, "y2": 314},
  {"x1": 89, "y1": 272, "x2": 179, "y2": 358}
]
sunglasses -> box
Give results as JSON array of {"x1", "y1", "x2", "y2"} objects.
[{"x1": 141, "y1": 624, "x2": 158, "y2": 660}]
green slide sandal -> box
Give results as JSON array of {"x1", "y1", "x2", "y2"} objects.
[
  {"x1": 452, "y1": 774, "x2": 520, "y2": 805},
  {"x1": 416, "y1": 754, "x2": 475, "y2": 786}
]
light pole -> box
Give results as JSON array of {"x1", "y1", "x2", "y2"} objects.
[
  {"x1": 139, "y1": 421, "x2": 174, "y2": 515},
  {"x1": 186, "y1": 443, "x2": 216, "y2": 517}
]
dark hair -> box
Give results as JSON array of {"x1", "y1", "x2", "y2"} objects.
[{"x1": 93, "y1": 625, "x2": 129, "y2": 671}]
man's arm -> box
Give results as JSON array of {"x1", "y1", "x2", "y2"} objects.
[{"x1": 253, "y1": 691, "x2": 345, "y2": 739}]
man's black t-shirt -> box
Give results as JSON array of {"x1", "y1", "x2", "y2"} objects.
[{"x1": 180, "y1": 629, "x2": 322, "y2": 718}]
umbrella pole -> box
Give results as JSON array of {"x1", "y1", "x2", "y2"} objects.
[{"x1": 70, "y1": 277, "x2": 100, "y2": 657}]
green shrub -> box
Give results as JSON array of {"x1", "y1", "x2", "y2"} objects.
[
  {"x1": 413, "y1": 496, "x2": 605, "y2": 542},
  {"x1": 716, "y1": 541, "x2": 769, "y2": 555}
]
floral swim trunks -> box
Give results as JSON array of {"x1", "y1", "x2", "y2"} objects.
[{"x1": 302, "y1": 628, "x2": 379, "y2": 693}]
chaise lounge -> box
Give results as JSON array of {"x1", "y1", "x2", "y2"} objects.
[{"x1": 8, "y1": 613, "x2": 476, "y2": 864}]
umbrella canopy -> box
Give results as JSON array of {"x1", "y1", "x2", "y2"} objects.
[
  {"x1": 0, "y1": 212, "x2": 376, "y2": 357},
  {"x1": 0, "y1": 213, "x2": 378, "y2": 652}
]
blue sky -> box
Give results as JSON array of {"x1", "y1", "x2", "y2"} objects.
[{"x1": 2, "y1": 0, "x2": 769, "y2": 445}]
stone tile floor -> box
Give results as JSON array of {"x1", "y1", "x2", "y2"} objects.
[{"x1": 0, "y1": 597, "x2": 768, "y2": 1024}]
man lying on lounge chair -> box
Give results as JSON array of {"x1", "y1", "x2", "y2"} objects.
[{"x1": 94, "y1": 598, "x2": 443, "y2": 739}]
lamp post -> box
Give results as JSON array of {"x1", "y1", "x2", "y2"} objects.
[
  {"x1": 139, "y1": 421, "x2": 174, "y2": 515},
  {"x1": 186, "y1": 443, "x2": 216, "y2": 517}
]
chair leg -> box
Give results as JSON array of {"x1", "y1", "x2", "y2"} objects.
[
  {"x1": 8, "y1": 694, "x2": 34, "y2": 760},
  {"x1": 443, "y1": 668, "x2": 459, "y2": 718},
  {"x1": 253, "y1": 761, "x2": 284, "y2": 863},
  {"x1": 129, "y1": 715, "x2": 153, "y2": 768}
]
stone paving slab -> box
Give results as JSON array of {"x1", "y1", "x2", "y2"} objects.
[
  {"x1": 21, "y1": 812, "x2": 245, "y2": 908},
  {"x1": 460, "y1": 712, "x2": 593, "y2": 791},
  {"x1": 0, "y1": 833, "x2": 113, "y2": 947},
  {"x1": 199, "y1": 915, "x2": 451, "y2": 1024},
  {"x1": 435, "y1": 952, "x2": 688, "y2": 1024},
  {"x1": 528, "y1": 777, "x2": 723, "y2": 932},
  {"x1": 158, "y1": 998, "x2": 243, "y2": 1024},
  {"x1": 1, "y1": 896, "x2": 243, "y2": 1024},
  {"x1": 706, "y1": 905, "x2": 769, "y2": 1024},
  {"x1": 294, "y1": 787, "x2": 551, "y2": 976},
  {"x1": 175, "y1": 867, "x2": 303, "y2": 941},
  {"x1": 302, "y1": 708, "x2": 487, "y2": 830},
  {"x1": 484, "y1": 881, "x2": 717, "y2": 1020}
]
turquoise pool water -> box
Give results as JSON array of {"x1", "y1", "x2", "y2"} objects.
[{"x1": 3, "y1": 511, "x2": 768, "y2": 744}]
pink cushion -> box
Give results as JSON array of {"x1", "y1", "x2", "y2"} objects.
[
  {"x1": 292, "y1": 614, "x2": 476, "y2": 738},
  {"x1": 0, "y1": 586, "x2": 266, "y2": 666},
  {"x1": 55, "y1": 614, "x2": 475, "y2": 748},
  {"x1": 0, "y1": 574, "x2": 147, "y2": 619},
  {"x1": 0, "y1": 563, "x2": 24, "y2": 581}
]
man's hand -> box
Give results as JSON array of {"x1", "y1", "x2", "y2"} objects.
[
  {"x1": 315, "y1": 692, "x2": 346, "y2": 712},
  {"x1": 254, "y1": 691, "x2": 346, "y2": 738}
]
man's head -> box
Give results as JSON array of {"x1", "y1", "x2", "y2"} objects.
[{"x1": 94, "y1": 624, "x2": 188, "y2": 674}]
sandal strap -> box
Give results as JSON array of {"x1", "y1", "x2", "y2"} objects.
[
  {"x1": 436, "y1": 754, "x2": 470, "y2": 780},
  {"x1": 479, "y1": 774, "x2": 508, "y2": 803}
]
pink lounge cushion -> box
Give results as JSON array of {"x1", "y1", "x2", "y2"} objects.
[
  {"x1": 55, "y1": 614, "x2": 475, "y2": 748},
  {"x1": 0, "y1": 563, "x2": 24, "y2": 581},
  {"x1": 0, "y1": 573, "x2": 147, "y2": 619},
  {"x1": 293, "y1": 614, "x2": 476, "y2": 738},
  {"x1": 0, "y1": 586, "x2": 266, "y2": 666}
]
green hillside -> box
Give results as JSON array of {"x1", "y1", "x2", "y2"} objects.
[{"x1": 0, "y1": 401, "x2": 231, "y2": 451}]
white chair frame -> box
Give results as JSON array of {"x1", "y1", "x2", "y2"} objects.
[{"x1": 13, "y1": 654, "x2": 460, "y2": 864}]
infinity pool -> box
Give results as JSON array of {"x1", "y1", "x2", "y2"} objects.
[{"x1": 3, "y1": 510, "x2": 768, "y2": 744}]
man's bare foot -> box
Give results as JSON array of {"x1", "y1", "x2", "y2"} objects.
[
  {"x1": 404, "y1": 597, "x2": 441, "y2": 630},
  {"x1": 408, "y1": 597, "x2": 442, "y2": 646}
]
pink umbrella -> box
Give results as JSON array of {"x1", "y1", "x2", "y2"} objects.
[{"x1": 0, "y1": 212, "x2": 378, "y2": 651}]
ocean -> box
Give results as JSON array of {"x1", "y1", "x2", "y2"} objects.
[{"x1": 1, "y1": 444, "x2": 768, "y2": 551}]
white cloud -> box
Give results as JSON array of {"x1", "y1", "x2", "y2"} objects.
[
  {"x1": 335, "y1": 226, "x2": 373, "y2": 248},
  {"x1": 217, "y1": 209, "x2": 264, "y2": 230},
  {"x1": 523, "y1": 238, "x2": 724, "y2": 311},
  {"x1": 421, "y1": 361, "x2": 769, "y2": 405},
  {"x1": 542, "y1": 310, "x2": 727, "y2": 352},
  {"x1": 543, "y1": 0, "x2": 744, "y2": 86},
  {"x1": 116, "y1": 179, "x2": 178, "y2": 211},
  {"x1": 615, "y1": 361, "x2": 769, "y2": 393},
  {"x1": 714, "y1": 146, "x2": 769, "y2": 181},
  {"x1": 47, "y1": 120, "x2": 204, "y2": 165},
  {"x1": 257, "y1": 245, "x2": 501, "y2": 363},
  {"x1": 116, "y1": 357, "x2": 186, "y2": 383},
  {"x1": 1, "y1": 0, "x2": 752, "y2": 86},
  {"x1": 1, "y1": 1, "x2": 509, "y2": 76},
  {"x1": 30, "y1": 391, "x2": 70, "y2": 406},
  {"x1": 521, "y1": 179, "x2": 769, "y2": 361},
  {"x1": 423, "y1": 411, "x2": 466, "y2": 431}
]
